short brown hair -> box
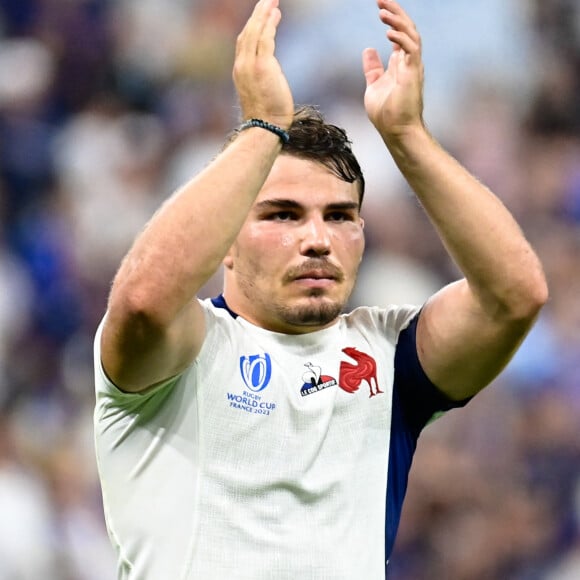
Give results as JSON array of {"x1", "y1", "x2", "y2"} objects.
[{"x1": 228, "y1": 105, "x2": 366, "y2": 206}]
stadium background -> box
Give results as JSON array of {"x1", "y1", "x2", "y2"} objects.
[{"x1": 0, "y1": 0, "x2": 578, "y2": 578}]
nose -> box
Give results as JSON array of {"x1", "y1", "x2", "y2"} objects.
[{"x1": 299, "y1": 217, "x2": 331, "y2": 257}]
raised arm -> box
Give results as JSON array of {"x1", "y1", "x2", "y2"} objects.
[
  {"x1": 363, "y1": 0, "x2": 548, "y2": 400},
  {"x1": 101, "y1": 0, "x2": 294, "y2": 392}
]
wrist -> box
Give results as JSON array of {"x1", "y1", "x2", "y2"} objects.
[
  {"x1": 381, "y1": 122, "x2": 429, "y2": 147},
  {"x1": 238, "y1": 118, "x2": 290, "y2": 144},
  {"x1": 382, "y1": 123, "x2": 434, "y2": 158},
  {"x1": 382, "y1": 124, "x2": 438, "y2": 170}
]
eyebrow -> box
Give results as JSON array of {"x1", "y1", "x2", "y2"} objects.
[{"x1": 255, "y1": 199, "x2": 360, "y2": 212}]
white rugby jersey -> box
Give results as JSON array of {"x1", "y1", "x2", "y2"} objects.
[{"x1": 94, "y1": 297, "x2": 467, "y2": 579}]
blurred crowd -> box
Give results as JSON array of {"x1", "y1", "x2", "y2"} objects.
[{"x1": 0, "y1": 0, "x2": 577, "y2": 578}]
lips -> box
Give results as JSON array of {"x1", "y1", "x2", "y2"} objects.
[
  {"x1": 285, "y1": 261, "x2": 344, "y2": 284},
  {"x1": 295, "y1": 270, "x2": 336, "y2": 281}
]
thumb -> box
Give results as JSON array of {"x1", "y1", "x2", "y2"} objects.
[{"x1": 362, "y1": 48, "x2": 384, "y2": 86}]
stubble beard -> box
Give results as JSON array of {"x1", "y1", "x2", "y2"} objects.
[
  {"x1": 274, "y1": 259, "x2": 350, "y2": 328},
  {"x1": 275, "y1": 295, "x2": 344, "y2": 328},
  {"x1": 241, "y1": 279, "x2": 345, "y2": 329},
  {"x1": 235, "y1": 257, "x2": 355, "y2": 330}
]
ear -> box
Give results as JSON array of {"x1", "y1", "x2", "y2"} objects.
[{"x1": 223, "y1": 251, "x2": 234, "y2": 270}]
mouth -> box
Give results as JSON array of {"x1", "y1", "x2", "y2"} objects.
[
  {"x1": 290, "y1": 268, "x2": 342, "y2": 292},
  {"x1": 284, "y1": 260, "x2": 344, "y2": 291},
  {"x1": 294, "y1": 270, "x2": 337, "y2": 282},
  {"x1": 296, "y1": 279, "x2": 333, "y2": 289}
]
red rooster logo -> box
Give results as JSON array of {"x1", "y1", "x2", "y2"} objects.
[{"x1": 339, "y1": 347, "x2": 382, "y2": 397}]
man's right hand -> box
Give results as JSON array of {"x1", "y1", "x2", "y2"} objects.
[{"x1": 233, "y1": 0, "x2": 294, "y2": 130}]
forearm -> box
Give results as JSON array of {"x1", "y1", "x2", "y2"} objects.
[
  {"x1": 99, "y1": 0, "x2": 294, "y2": 392},
  {"x1": 384, "y1": 125, "x2": 547, "y2": 318},
  {"x1": 109, "y1": 128, "x2": 282, "y2": 324}
]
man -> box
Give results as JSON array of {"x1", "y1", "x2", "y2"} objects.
[{"x1": 93, "y1": 0, "x2": 548, "y2": 578}]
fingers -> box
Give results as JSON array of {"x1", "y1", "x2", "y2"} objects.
[
  {"x1": 259, "y1": 3, "x2": 282, "y2": 57},
  {"x1": 362, "y1": 48, "x2": 385, "y2": 86},
  {"x1": 233, "y1": 0, "x2": 294, "y2": 127},
  {"x1": 376, "y1": 0, "x2": 421, "y2": 60},
  {"x1": 236, "y1": 0, "x2": 280, "y2": 58}
]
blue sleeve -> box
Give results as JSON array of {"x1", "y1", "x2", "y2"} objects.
[
  {"x1": 385, "y1": 313, "x2": 471, "y2": 563},
  {"x1": 394, "y1": 313, "x2": 471, "y2": 435}
]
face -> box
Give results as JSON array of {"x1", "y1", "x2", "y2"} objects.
[{"x1": 223, "y1": 155, "x2": 365, "y2": 333}]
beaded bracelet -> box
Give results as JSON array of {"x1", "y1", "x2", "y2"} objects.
[{"x1": 238, "y1": 118, "x2": 290, "y2": 144}]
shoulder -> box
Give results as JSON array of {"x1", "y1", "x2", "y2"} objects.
[{"x1": 342, "y1": 304, "x2": 421, "y2": 339}]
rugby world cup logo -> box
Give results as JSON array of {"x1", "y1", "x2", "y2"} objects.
[{"x1": 239, "y1": 353, "x2": 272, "y2": 392}]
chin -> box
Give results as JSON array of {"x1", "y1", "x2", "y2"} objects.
[{"x1": 277, "y1": 296, "x2": 344, "y2": 328}]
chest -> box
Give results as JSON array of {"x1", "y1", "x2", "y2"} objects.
[{"x1": 193, "y1": 334, "x2": 396, "y2": 483}]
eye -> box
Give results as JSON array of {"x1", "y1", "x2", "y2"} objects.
[
  {"x1": 326, "y1": 211, "x2": 354, "y2": 222},
  {"x1": 266, "y1": 211, "x2": 298, "y2": 222}
]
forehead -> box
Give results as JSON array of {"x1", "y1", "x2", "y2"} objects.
[{"x1": 256, "y1": 155, "x2": 359, "y2": 206}]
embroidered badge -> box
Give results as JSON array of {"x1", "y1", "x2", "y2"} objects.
[
  {"x1": 339, "y1": 347, "x2": 382, "y2": 397},
  {"x1": 300, "y1": 362, "x2": 338, "y2": 397}
]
